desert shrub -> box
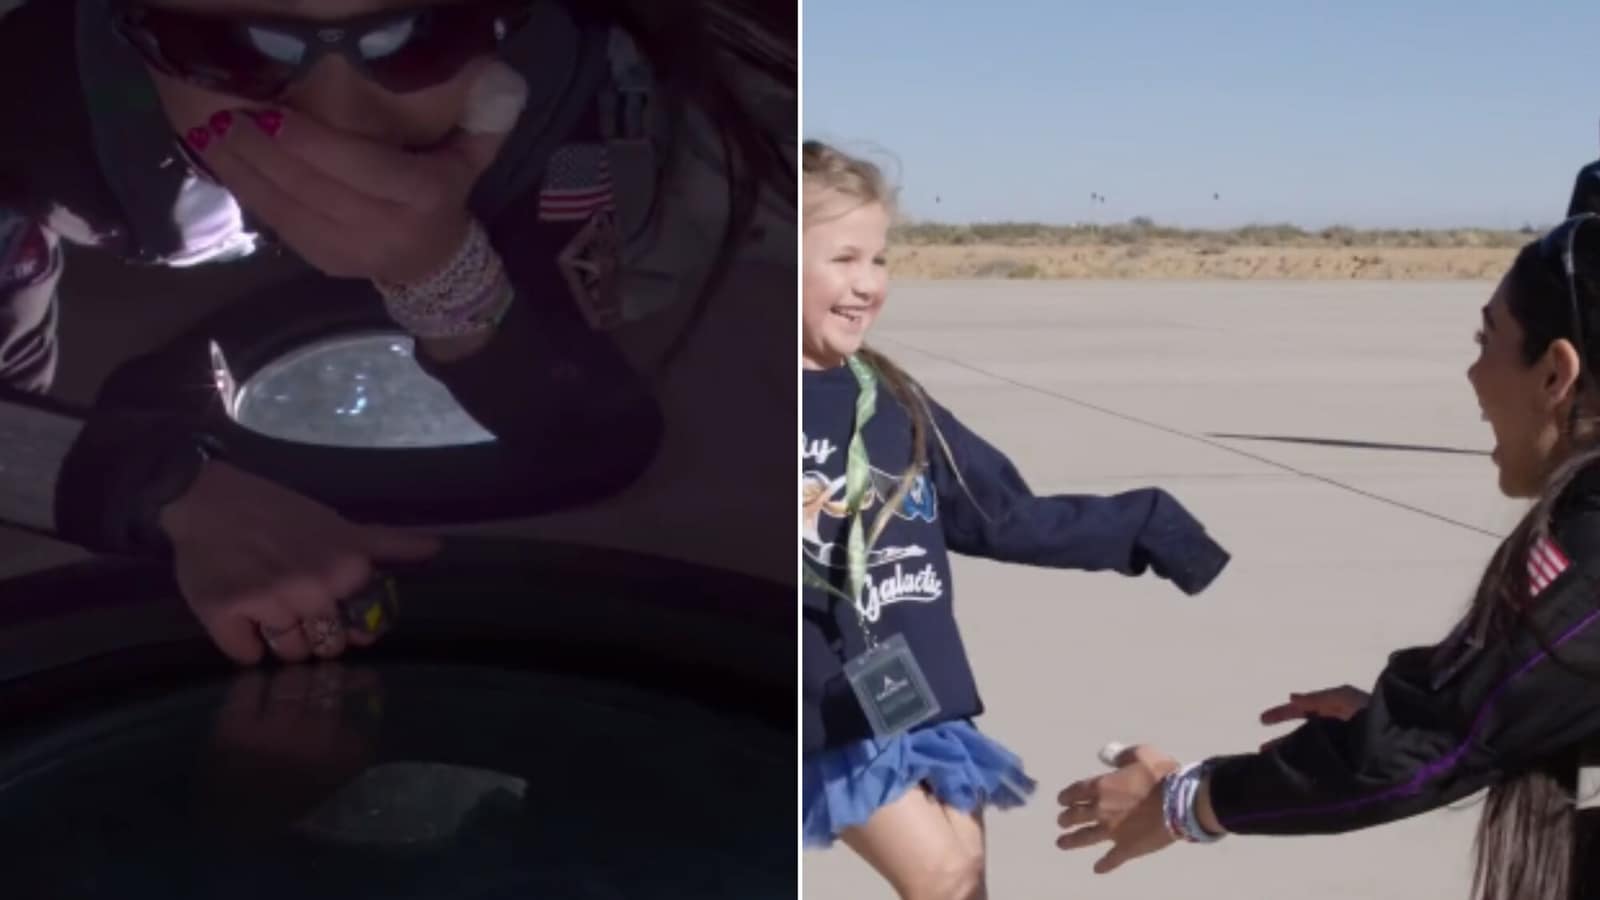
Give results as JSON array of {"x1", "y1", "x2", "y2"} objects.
[{"x1": 972, "y1": 258, "x2": 1044, "y2": 279}]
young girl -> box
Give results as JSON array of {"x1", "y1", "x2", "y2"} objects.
[
  {"x1": 1056, "y1": 214, "x2": 1600, "y2": 900},
  {"x1": 801, "y1": 139, "x2": 1232, "y2": 900}
]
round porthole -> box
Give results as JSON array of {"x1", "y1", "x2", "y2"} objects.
[
  {"x1": 0, "y1": 544, "x2": 793, "y2": 899},
  {"x1": 225, "y1": 332, "x2": 495, "y2": 448}
]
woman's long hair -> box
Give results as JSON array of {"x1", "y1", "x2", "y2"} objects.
[
  {"x1": 594, "y1": 0, "x2": 795, "y2": 373},
  {"x1": 1465, "y1": 220, "x2": 1600, "y2": 900}
]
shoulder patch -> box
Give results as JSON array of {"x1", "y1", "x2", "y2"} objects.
[
  {"x1": 557, "y1": 207, "x2": 623, "y2": 330},
  {"x1": 1529, "y1": 534, "x2": 1571, "y2": 598}
]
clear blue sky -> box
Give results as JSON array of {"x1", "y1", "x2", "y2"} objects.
[{"x1": 803, "y1": 0, "x2": 1600, "y2": 228}]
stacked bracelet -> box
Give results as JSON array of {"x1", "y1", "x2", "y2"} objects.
[
  {"x1": 374, "y1": 219, "x2": 516, "y2": 340},
  {"x1": 1161, "y1": 762, "x2": 1225, "y2": 844}
]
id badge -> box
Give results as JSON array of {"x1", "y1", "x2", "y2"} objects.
[
  {"x1": 1579, "y1": 745, "x2": 1600, "y2": 811},
  {"x1": 843, "y1": 634, "x2": 940, "y2": 740},
  {"x1": 1580, "y1": 764, "x2": 1600, "y2": 811}
]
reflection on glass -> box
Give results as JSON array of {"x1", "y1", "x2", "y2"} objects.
[
  {"x1": 231, "y1": 332, "x2": 494, "y2": 448},
  {"x1": 0, "y1": 664, "x2": 791, "y2": 897},
  {"x1": 296, "y1": 763, "x2": 528, "y2": 849}
]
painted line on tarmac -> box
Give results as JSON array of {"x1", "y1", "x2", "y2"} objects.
[{"x1": 876, "y1": 337, "x2": 1503, "y2": 542}]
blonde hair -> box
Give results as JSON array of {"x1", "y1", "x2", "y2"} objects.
[
  {"x1": 802, "y1": 139, "x2": 898, "y2": 227},
  {"x1": 802, "y1": 140, "x2": 979, "y2": 547}
]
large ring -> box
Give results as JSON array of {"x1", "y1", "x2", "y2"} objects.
[
  {"x1": 304, "y1": 617, "x2": 342, "y2": 647},
  {"x1": 1098, "y1": 742, "x2": 1131, "y2": 768},
  {"x1": 340, "y1": 576, "x2": 400, "y2": 637}
]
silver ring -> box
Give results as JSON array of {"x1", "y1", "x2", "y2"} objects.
[{"x1": 304, "y1": 617, "x2": 342, "y2": 647}]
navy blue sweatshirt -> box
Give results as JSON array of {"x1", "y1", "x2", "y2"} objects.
[{"x1": 802, "y1": 363, "x2": 1231, "y2": 754}]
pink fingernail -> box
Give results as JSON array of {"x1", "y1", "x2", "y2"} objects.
[
  {"x1": 250, "y1": 109, "x2": 284, "y2": 138},
  {"x1": 185, "y1": 127, "x2": 211, "y2": 151},
  {"x1": 210, "y1": 110, "x2": 234, "y2": 137}
]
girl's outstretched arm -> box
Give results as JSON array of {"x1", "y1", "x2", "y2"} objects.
[{"x1": 925, "y1": 398, "x2": 1229, "y2": 595}]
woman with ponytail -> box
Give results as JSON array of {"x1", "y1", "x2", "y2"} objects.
[{"x1": 1057, "y1": 213, "x2": 1600, "y2": 900}]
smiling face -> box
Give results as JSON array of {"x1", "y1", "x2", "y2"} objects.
[
  {"x1": 1467, "y1": 273, "x2": 1584, "y2": 498},
  {"x1": 139, "y1": 0, "x2": 489, "y2": 147},
  {"x1": 801, "y1": 194, "x2": 890, "y2": 370}
]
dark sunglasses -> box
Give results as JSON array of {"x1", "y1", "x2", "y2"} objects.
[{"x1": 111, "y1": 0, "x2": 532, "y2": 101}]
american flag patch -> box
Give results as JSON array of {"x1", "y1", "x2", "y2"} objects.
[
  {"x1": 1528, "y1": 534, "x2": 1570, "y2": 597},
  {"x1": 539, "y1": 144, "x2": 616, "y2": 223}
]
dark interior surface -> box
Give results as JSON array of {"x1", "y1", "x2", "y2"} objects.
[{"x1": 0, "y1": 538, "x2": 793, "y2": 897}]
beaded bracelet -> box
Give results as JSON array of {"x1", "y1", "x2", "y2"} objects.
[
  {"x1": 374, "y1": 219, "x2": 516, "y2": 340},
  {"x1": 1161, "y1": 762, "x2": 1225, "y2": 844}
]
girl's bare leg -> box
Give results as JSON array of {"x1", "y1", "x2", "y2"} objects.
[
  {"x1": 940, "y1": 804, "x2": 987, "y2": 899},
  {"x1": 839, "y1": 785, "x2": 986, "y2": 900}
]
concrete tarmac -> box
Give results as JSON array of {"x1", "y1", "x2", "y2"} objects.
[{"x1": 803, "y1": 279, "x2": 1521, "y2": 900}]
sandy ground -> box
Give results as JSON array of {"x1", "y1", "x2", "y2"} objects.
[
  {"x1": 891, "y1": 243, "x2": 1516, "y2": 280},
  {"x1": 803, "y1": 280, "x2": 1524, "y2": 899}
]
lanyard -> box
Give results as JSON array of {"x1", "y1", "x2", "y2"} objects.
[{"x1": 802, "y1": 355, "x2": 882, "y2": 648}]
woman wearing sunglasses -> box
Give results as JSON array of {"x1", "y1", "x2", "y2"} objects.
[
  {"x1": 0, "y1": 0, "x2": 793, "y2": 663},
  {"x1": 1055, "y1": 215, "x2": 1600, "y2": 900}
]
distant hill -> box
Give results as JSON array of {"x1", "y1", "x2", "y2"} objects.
[{"x1": 893, "y1": 218, "x2": 1541, "y2": 251}]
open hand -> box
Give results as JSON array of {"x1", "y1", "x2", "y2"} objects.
[
  {"x1": 185, "y1": 60, "x2": 525, "y2": 284},
  {"x1": 159, "y1": 460, "x2": 439, "y2": 664},
  {"x1": 1258, "y1": 685, "x2": 1369, "y2": 750},
  {"x1": 1056, "y1": 743, "x2": 1179, "y2": 874}
]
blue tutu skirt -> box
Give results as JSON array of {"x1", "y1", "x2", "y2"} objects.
[{"x1": 802, "y1": 720, "x2": 1036, "y2": 847}]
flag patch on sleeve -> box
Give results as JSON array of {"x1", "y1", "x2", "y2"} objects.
[{"x1": 1528, "y1": 534, "x2": 1570, "y2": 597}]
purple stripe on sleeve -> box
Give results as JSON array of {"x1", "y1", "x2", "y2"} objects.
[{"x1": 1220, "y1": 606, "x2": 1600, "y2": 828}]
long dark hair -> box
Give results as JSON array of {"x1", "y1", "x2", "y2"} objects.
[
  {"x1": 594, "y1": 0, "x2": 795, "y2": 373},
  {"x1": 1466, "y1": 218, "x2": 1600, "y2": 900}
]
